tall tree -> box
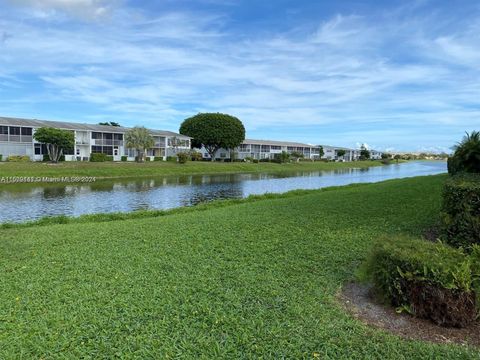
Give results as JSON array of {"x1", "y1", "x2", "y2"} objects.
[
  {"x1": 336, "y1": 149, "x2": 346, "y2": 158},
  {"x1": 125, "y1": 126, "x2": 154, "y2": 162},
  {"x1": 179, "y1": 113, "x2": 245, "y2": 161},
  {"x1": 33, "y1": 127, "x2": 74, "y2": 163}
]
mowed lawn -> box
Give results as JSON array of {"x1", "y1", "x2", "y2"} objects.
[
  {"x1": 1, "y1": 174, "x2": 477, "y2": 358},
  {"x1": 0, "y1": 159, "x2": 384, "y2": 181}
]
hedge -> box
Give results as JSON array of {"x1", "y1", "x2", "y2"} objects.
[
  {"x1": 121, "y1": 156, "x2": 127, "y2": 162},
  {"x1": 90, "y1": 153, "x2": 109, "y2": 162},
  {"x1": 363, "y1": 236, "x2": 477, "y2": 327},
  {"x1": 441, "y1": 174, "x2": 480, "y2": 250}
]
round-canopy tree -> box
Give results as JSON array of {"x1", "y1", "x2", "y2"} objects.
[
  {"x1": 33, "y1": 127, "x2": 74, "y2": 163},
  {"x1": 179, "y1": 113, "x2": 245, "y2": 161}
]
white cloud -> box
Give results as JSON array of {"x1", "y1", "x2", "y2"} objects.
[
  {"x1": 5, "y1": 0, "x2": 119, "y2": 20},
  {"x1": 0, "y1": 2, "x2": 479, "y2": 150}
]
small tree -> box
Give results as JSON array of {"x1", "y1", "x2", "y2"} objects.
[
  {"x1": 33, "y1": 127, "x2": 74, "y2": 163},
  {"x1": 125, "y1": 126, "x2": 154, "y2": 163},
  {"x1": 318, "y1": 146, "x2": 324, "y2": 159},
  {"x1": 336, "y1": 149, "x2": 346, "y2": 159},
  {"x1": 274, "y1": 151, "x2": 290, "y2": 163},
  {"x1": 290, "y1": 151, "x2": 304, "y2": 162},
  {"x1": 394, "y1": 154, "x2": 401, "y2": 163},
  {"x1": 179, "y1": 113, "x2": 245, "y2": 161},
  {"x1": 359, "y1": 144, "x2": 371, "y2": 160}
]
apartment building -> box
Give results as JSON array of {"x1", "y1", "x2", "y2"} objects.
[{"x1": 0, "y1": 117, "x2": 191, "y2": 161}]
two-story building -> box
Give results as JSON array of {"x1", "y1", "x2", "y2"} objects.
[{"x1": 0, "y1": 117, "x2": 191, "y2": 161}]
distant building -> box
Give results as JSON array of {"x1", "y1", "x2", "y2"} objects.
[
  {"x1": 0, "y1": 116, "x2": 191, "y2": 161},
  {"x1": 200, "y1": 139, "x2": 382, "y2": 162}
]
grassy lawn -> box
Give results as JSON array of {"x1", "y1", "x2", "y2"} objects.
[
  {"x1": 1, "y1": 174, "x2": 477, "y2": 358},
  {"x1": 0, "y1": 160, "x2": 385, "y2": 182}
]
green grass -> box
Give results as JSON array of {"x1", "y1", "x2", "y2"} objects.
[
  {"x1": 1, "y1": 174, "x2": 478, "y2": 358},
  {"x1": 0, "y1": 160, "x2": 385, "y2": 182}
]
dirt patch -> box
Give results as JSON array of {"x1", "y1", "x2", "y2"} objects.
[{"x1": 339, "y1": 282, "x2": 480, "y2": 347}]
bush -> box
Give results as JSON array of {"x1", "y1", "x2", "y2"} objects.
[
  {"x1": 166, "y1": 156, "x2": 176, "y2": 162},
  {"x1": 363, "y1": 236, "x2": 477, "y2": 327},
  {"x1": 449, "y1": 131, "x2": 480, "y2": 175},
  {"x1": 145, "y1": 157, "x2": 151, "y2": 162},
  {"x1": 153, "y1": 156, "x2": 163, "y2": 162},
  {"x1": 90, "y1": 153, "x2": 108, "y2": 162},
  {"x1": 273, "y1": 151, "x2": 290, "y2": 163},
  {"x1": 447, "y1": 156, "x2": 462, "y2": 176},
  {"x1": 252, "y1": 159, "x2": 259, "y2": 164},
  {"x1": 441, "y1": 174, "x2": 480, "y2": 250},
  {"x1": 105, "y1": 156, "x2": 114, "y2": 162},
  {"x1": 177, "y1": 152, "x2": 189, "y2": 164},
  {"x1": 121, "y1": 156, "x2": 127, "y2": 162},
  {"x1": 0, "y1": 154, "x2": 2, "y2": 161},
  {"x1": 259, "y1": 158, "x2": 270, "y2": 162},
  {"x1": 7, "y1": 155, "x2": 30, "y2": 162},
  {"x1": 190, "y1": 151, "x2": 203, "y2": 161}
]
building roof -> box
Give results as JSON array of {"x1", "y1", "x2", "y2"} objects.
[
  {"x1": 243, "y1": 138, "x2": 316, "y2": 148},
  {"x1": 0, "y1": 116, "x2": 190, "y2": 138}
]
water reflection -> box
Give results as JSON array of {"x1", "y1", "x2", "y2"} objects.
[{"x1": 1, "y1": 161, "x2": 446, "y2": 223}]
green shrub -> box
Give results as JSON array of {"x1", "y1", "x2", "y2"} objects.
[
  {"x1": 447, "y1": 156, "x2": 462, "y2": 176},
  {"x1": 363, "y1": 236, "x2": 477, "y2": 327},
  {"x1": 190, "y1": 151, "x2": 203, "y2": 161},
  {"x1": 121, "y1": 156, "x2": 127, "y2": 162},
  {"x1": 105, "y1": 156, "x2": 114, "y2": 162},
  {"x1": 259, "y1": 158, "x2": 270, "y2": 163},
  {"x1": 90, "y1": 153, "x2": 108, "y2": 162},
  {"x1": 273, "y1": 151, "x2": 290, "y2": 163},
  {"x1": 449, "y1": 131, "x2": 480, "y2": 175},
  {"x1": 145, "y1": 157, "x2": 151, "y2": 162},
  {"x1": 177, "y1": 152, "x2": 189, "y2": 164},
  {"x1": 166, "y1": 156, "x2": 176, "y2": 162},
  {"x1": 252, "y1": 159, "x2": 259, "y2": 164},
  {"x1": 153, "y1": 156, "x2": 163, "y2": 162},
  {"x1": 441, "y1": 174, "x2": 480, "y2": 250},
  {"x1": 7, "y1": 155, "x2": 30, "y2": 162},
  {"x1": 0, "y1": 154, "x2": 2, "y2": 161}
]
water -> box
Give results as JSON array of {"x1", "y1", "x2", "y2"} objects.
[{"x1": 0, "y1": 161, "x2": 446, "y2": 223}]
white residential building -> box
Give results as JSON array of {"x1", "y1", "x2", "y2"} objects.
[{"x1": 0, "y1": 117, "x2": 191, "y2": 161}]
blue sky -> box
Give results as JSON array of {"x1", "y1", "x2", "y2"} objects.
[{"x1": 0, "y1": 0, "x2": 479, "y2": 152}]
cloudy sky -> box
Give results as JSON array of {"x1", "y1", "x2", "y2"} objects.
[{"x1": 0, "y1": 0, "x2": 479, "y2": 152}]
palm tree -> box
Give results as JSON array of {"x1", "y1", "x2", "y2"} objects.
[
  {"x1": 125, "y1": 126, "x2": 154, "y2": 162},
  {"x1": 452, "y1": 131, "x2": 480, "y2": 173}
]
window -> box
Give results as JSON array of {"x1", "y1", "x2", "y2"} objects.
[
  {"x1": 91, "y1": 146, "x2": 102, "y2": 153},
  {"x1": 21, "y1": 127, "x2": 32, "y2": 136},
  {"x1": 92, "y1": 132, "x2": 102, "y2": 139},
  {"x1": 0, "y1": 126, "x2": 8, "y2": 135},
  {"x1": 9, "y1": 127, "x2": 20, "y2": 135},
  {"x1": 34, "y1": 144, "x2": 48, "y2": 155},
  {"x1": 103, "y1": 133, "x2": 113, "y2": 140},
  {"x1": 102, "y1": 146, "x2": 113, "y2": 155},
  {"x1": 271, "y1": 145, "x2": 281, "y2": 150},
  {"x1": 114, "y1": 133, "x2": 123, "y2": 140}
]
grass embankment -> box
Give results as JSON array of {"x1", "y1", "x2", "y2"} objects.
[
  {"x1": 0, "y1": 160, "x2": 384, "y2": 182},
  {"x1": 2, "y1": 174, "x2": 476, "y2": 358}
]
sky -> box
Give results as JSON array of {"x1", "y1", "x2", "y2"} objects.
[{"x1": 0, "y1": 0, "x2": 479, "y2": 152}]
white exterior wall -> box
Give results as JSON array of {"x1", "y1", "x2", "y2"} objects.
[{"x1": 0, "y1": 122, "x2": 190, "y2": 161}]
